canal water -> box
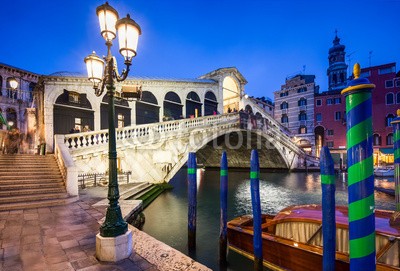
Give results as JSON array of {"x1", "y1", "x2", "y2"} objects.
[{"x1": 142, "y1": 168, "x2": 396, "y2": 271}]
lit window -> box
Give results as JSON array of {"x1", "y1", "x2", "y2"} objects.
[{"x1": 299, "y1": 126, "x2": 307, "y2": 134}]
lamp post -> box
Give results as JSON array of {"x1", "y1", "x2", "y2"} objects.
[{"x1": 84, "y1": 2, "x2": 141, "y2": 262}]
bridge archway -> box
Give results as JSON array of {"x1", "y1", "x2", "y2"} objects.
[
  {"x1": 186, "y1": 92, "x2": 202, "y2": 118},
  {"x1": 136, "y1": 91, "x2": 159, "y2": 124},
  {"x1": 204, "y1": 91, "x2": 218, "y2": 116},
  {"x1": 222, "y1": 76, "x2": 240, "y2": 113},
  {"x1": 163, "y1": 92, "x2": 182, "y2": 120}
]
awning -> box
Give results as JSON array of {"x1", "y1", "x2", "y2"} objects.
[{"x1": 379, "y1": 148, "x2": 394, "y2": 155}]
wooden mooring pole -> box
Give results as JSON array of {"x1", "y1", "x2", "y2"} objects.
[
  {"x1": 187, "y1": 152, "x2": 197, "y2": 251},
  {"x1": 219, "y1": 151, "x2": 228, "y2": 266},
  {"x1": 320, "y1": 146, "x2": 336, "y2": 271},
  {"x1": 250, "y1": 149, "x2": 263, "y2": 271}
]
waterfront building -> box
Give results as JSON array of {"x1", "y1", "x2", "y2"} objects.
[
  {"x1": 244, "y1": 96, "x2": 274, "y2": 117},
  {"x1": 0, "y1": 63, "x2": 39, "y2": 153},
  {"x1": 274, "y1": 74, "x2": 319, "y2": 155}
]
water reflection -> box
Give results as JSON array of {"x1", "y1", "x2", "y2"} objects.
[{"x1": 142, "y1": 169, "x2": 396, "y2": 271}]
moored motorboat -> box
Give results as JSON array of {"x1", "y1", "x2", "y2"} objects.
[
  {"x1": 374, "y1": 167, "x2": 395, "y2": 177},
  {"x1": 227, "y1": 204, "x2": 400, "y2": 271}
]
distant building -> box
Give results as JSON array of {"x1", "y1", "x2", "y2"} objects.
[
  {"x1": 274, "y1": 74, "x2": 319, "y2": 155},
  {"x1": 245, "y1": 96, "x2": 274, "y2": 117},
  {"x1": 0, "y1": 63, "x2": 39, "y2": 153}
]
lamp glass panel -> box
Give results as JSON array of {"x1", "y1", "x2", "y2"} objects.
[
  {"x1": 86, "y1": 57, "x2": 104, "y2": 84},
  {"x1": 117, "y1": 23, "x2": 139, "y2": 58},
  {"x1": 98, "y1": 9, "x2": 118, "y2": 41},
  {"x1": 9, "y1": 79, "x2": 18, "y2": 90}
]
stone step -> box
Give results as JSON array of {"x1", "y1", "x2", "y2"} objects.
[
  {"x1": 0, "y1": 187, "x2": 66, "y2": 197},
  {"x1": 0, "y1": 198, "x2": 69, "y2": 211},
  {"x1": 0, "y1": 182, "x2": 64, "y2": 191},
  {"x1": 0, "y1": 179, "x2": 64, "y2": 185},
  {"x1": 0, "y1": 192, "x2": 68, "y2": 204},
  {"x1": 128, "y1": 184, "x2": 155, "y2": 200},
  {"x1": 121, "y1": 182, "x2": 153, "y2": 200},
  {"x1": 0, "y1": 175, "x2": 63, "y2": 181},
  {"x1": 0, "y1": 170, "x2": 61, "y2": 175}
]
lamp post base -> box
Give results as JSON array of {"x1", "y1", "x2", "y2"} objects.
[{"x1": 96, "y1": 229, "x2": 133, "y2": 262}]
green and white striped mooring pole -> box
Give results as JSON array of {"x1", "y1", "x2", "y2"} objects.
[
  {"x1": 390, "y1": 110, "x2": 400, "y2": 226},
  {"x1": 341, "y1": 63, "x2": 376, "y2": 270}
]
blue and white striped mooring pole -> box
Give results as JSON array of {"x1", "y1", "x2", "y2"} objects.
[
  {"x1": 219, "y1": 151, "x2": 228, "y2": 265},
  {"x1": 250, "y1": 149, "x2": 263, "y2": 271},
  {"x1": 342, "y1": 63, "x2": 376, "y2": 270},
  {"x1": 320, "y1": 146, "x2": 336, "y2": 271},
  {"x1": 187, "y1": 152, "x2": 197, "y2": 250}
]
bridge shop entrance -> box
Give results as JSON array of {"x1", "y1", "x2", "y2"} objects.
[
  {"x1": 163, "y1": 92, "x2": 183, "y2": 120},
  {"x1": 186, "y1": 92, "x2": 202, "y2": 118},
  {"x1": 136, "y1": 91, "x2": 160, "y2": 124},
  {"x1": 204, "y1": 91, "x2": 218, "y2": 116}
]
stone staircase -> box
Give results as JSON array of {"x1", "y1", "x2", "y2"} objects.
[{"x1": 0, "y1": 154, "x2": 69, "y2": 211}]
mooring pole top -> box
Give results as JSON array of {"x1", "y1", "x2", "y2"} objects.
[{"x1": 341, "y1": 63, "x2": 375, "y2": 96}]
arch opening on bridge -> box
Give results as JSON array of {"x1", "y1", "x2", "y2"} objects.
[
  {"x1": 136, "y1": 91, "x2": 159, "y2": 124},
  {"x1": 186, "y1": 92, "x2": 202, "y2": 118},
  {"x1": 222, "y1": 76, "x2": 240, "y2": 113},
  {"x1": 204, "y1": 91, "x2": 218, "y2": 116},
  {"x1": 163, "y1": 92, "x2": 183, "y2": 120}
]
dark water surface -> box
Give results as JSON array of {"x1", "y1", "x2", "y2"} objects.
[{"x1": 142, "y1": 169, "x2": 396, "y2": 271}]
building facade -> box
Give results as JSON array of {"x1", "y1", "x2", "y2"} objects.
[
  {"x1": 0, "y1": 63, "x2": 39, "y2": 153},
  {"x1": 274, "y1": 74, "x2": 319, "y2": 155}
]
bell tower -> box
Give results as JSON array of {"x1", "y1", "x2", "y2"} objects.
[{"x1": 327, "y1": 31, "x2": 348, "y2": 91}]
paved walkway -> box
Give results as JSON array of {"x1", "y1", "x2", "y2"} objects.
[{"x1": 0, "y1": 190, "x2": 157, "y2": 271}]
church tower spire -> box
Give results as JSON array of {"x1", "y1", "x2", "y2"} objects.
[{"x1": 327, "y1": 30, "x2": 348, "y2": 92}]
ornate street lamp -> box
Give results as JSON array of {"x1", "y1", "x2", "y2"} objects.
[{"x1": 84, "y1": 1, "x2": 141, "y2": 251}]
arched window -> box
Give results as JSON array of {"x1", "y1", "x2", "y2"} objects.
[
  {"x1": 396, "y1": 92, "x2": 400, "y2": 104},
  {"x1": 280, "y1": 102, "x2": 288, "y2": 109},
  {"x1": 164, "y1": 92, "x2": 182, "y2": 120},
  {"x1": 373, "y1": 134, "x2": 381, "y2": 146},
  {"x1": 299, "y1": 112, "x2": 307, "y2": 121},
  {"x1": 386, "y1": 93, "x2": 394, "y2": 105},
  {"x1": 29, "y1": 82, "x2": 36, "y2": 102},
  {"x1": 281, "y1": 114, "x2": 288, "y2": 123},
  {"x1": 386, "y1": 114, "x2": 395, "y2": 127},
  {"x1": 136, "y1": 91, "x2": 159, "y2": 124},
  {"x1": 298, "y1": 98, "x2": 307, "y2": 107},
  {"x1": 186, "y1": 92, "x2": 202, "y2": 117},
  {"x1": 204, "y1": 91, "x2": 218, "y2": 116},
  {"x1": 245, "y1": 105, "x2": 253, "y2": 114},
  {"x1": 333, "y1": 74, "x2": 337, "y2": 84},
  {"x1": 387, "y1": 133, "x2": 393, "y2": 145}
]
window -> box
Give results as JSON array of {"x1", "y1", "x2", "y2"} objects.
[
  {"x1": 327, "y1": 99, "x2": 333, "y2": 105},
  {"x1": 118, "y1": 114, "x2": 124, "y2": 128},
  {"x1": 316, "y1": 113, "x2": 322, "y2": 122},
  {"x1": 335, "y1": 111, "x2": 341, "y2": 121},
  {"x1": 386, "y1": 93, "x2": 394, "y2": 105},
  {"x1": 340, "y1": 73, "x2": 344, "y2": 83},
  {"x1": 396, "y1": 93, "x2": 400, "y2": 104},
  {"x1": 280, "y1": 102, "x2": 288, "y2": 109},
  {"x1": 373, "y1": 134, "x2": 381, "y2": 146},
  {"x1": 69, "y1": 92, "x2": 80, "y2": 103},
  {"x1": 297, "y1": 87, "x2": 307, "y2": 93},
  {"x1": 334, "y1": 97, "x2": 341, "y2": 104},
  {"x1": 326, "y1": 141, "x2": 334, "y2": 148},
  {"x1": 280, "y1": 92, "x2": 288, "y2": 97},
  {"x1": 298, "y1": 98, "x2": 307, "y2": 107},
  {"x1": 396, "y1": 80, "x2": 400, "y2": 87},
  {"x1": 299, "y1": 126, "x2": 307, "y2": 134},
  {"x1": 379, "y1": 66, "x2": 395, "y2": 75},
  {"x1": 299, "y1": 112, "x2": 307, "y2": 121},
  {"x1": 327, "y1": 130, "x2": 334, "y2": 136},
  {"x1": 386, "y1": 114, "x2": 395, "y2": 127},
  {"x1": 385, "y1": 80, "x2": 394, "y2": 88},
  {"x1": 333, "y1": 74, "x2": 337, "y2": 84},
  {"x1": 316, "y1": 99, "x2": 322, "y2": 106},
  {"x1": 387, "y1": 133, "x2": 393, "y2": 145},
  {"x1": 281, "y1": 114, "x2": 288, "y2": 123}
]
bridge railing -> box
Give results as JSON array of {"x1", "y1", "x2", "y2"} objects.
[{"x1": 63, "y1": 113, "x2": 240, "y2": 150}]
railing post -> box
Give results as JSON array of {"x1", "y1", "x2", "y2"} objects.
[{"x1": 342, "y1": 63, "x2": 376, "y2": 270}]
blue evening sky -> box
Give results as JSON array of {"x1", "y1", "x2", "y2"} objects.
[{"x1": 1, "y1": 0, "x2": 399, "y2": 99}]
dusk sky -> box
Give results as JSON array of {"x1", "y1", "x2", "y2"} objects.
[{"x1": 1, "y1": 0, "x2": 399, "y2": 99}]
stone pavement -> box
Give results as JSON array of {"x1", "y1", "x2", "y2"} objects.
[
  {"x1": 0, "y1": 184, "x2": 212, "y2": 271},
  {"x1": 0, "y1": 199, "x2": 157, "y2": 271}
]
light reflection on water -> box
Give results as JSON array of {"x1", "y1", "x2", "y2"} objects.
[{"x1": 142, "y1": 169, "x2": 396, "y2": 271}]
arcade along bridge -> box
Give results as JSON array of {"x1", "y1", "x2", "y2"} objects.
[{"x1": 55, "y1": 110, "x2": 316, "y2": 189}]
